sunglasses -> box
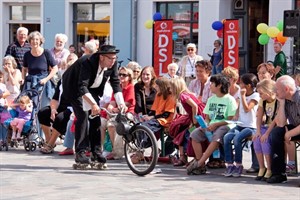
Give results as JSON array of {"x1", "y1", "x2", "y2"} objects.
[
  {"x1": 187, "y1": 48, "x2": 194, "y2": 52},
  {"x1": 118, "y1": 73, "x2": 129, "y2": 77},
  {"x1": 133, "y1": 70, "x2": 140, "y2": 73}
]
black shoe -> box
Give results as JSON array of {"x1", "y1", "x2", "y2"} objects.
[
  {"x1": 246, "y1": 167, "x2": 259, "y2": 173},
  {"x1": 266, "y1": 174, "x2": 287, "y2": 184},
  {"x1": 75, "y1": 151, "x2": 91, "y2": 164},
  {"x1": 91, "y1": 151, "x2": 107, "y2": 163}
]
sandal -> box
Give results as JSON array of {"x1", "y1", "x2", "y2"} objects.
[
  {"x1": 173, "y1": 155, "x2": 187, "y2": 167},
  {"x1": 130, "y1": 152, "x2": 144, "y2": 164},
  {"x1": 40, "y1": 143, "x2": 55, "y2": 154}
]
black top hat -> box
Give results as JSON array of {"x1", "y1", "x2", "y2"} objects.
[{"x1": 98, "y1": 45, "x2": 120, "y2": 54}]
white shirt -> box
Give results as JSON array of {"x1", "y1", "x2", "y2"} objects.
[{"x1": 238, "y1": 92, "x2": 260, "y2": 128}]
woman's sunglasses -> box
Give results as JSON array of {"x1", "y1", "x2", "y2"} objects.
[{"x1": 118, "y1": 73, "x2": 129, "y2": 77}]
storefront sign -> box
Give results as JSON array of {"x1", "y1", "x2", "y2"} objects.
[
  {"x1": 223, "y1": 19, "x2": 239, "y2": 70},
  {"x1": 153, "y1": 20, "x2": 173, "y2": 76}
]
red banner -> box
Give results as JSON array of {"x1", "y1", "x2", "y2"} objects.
[
  {"x1": 223, "y1": 19, "x2": 239, "y2": 70},
  {"x1": 153, "y1": 20, "x2": 173, "y2": 76}
]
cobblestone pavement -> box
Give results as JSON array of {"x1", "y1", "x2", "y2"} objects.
[{"x1": 0, "y1": 145, "x2": 299, "y2": 200}]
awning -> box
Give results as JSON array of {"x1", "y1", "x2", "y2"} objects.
[{"x1": 77, "y1": 16, "x2": 110, "y2": 36}]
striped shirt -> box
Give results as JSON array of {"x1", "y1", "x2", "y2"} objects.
[
  {"x1": 284, "y1": 88, "x2": 300, "y2": 126},
  {"x1": 5, "y1": 41, "x2": 31, "y2": 71}
]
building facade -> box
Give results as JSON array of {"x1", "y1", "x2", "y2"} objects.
[{"x1": 0, "y1": 0, "x2": 296, "y2": 74}]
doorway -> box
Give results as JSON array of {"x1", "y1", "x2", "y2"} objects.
[{"x1": 248, "y1": 0, "x2": 269, "y2": 73}]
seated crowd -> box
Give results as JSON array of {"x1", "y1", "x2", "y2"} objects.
[{"x1": 0, "y1": 29, "x2": 300, "y2": 185}]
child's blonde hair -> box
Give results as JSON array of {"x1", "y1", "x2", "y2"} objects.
[
  {"x1": 222, "y1": 66, "x2": 239, "y2": 82},
  {"x1": 170, "y1": 77, "x2": 189, "y2": 99},
  {"x1": 256, "y1": 79, "x2": 276, "y2": 96},
  {"x1": 19, "y1": 95, "x2": 31, "y2": 105}
]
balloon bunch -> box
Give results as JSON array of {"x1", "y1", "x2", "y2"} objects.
[
  {"x1": 257, "y1": 20, "x2": 288, "y2": 45},
  {"x1": 211, "y1": 21, "x2": 224, "y2": 38},
  {"x1": 144, "y1": 12, "x2": 162, "y2": 29}
]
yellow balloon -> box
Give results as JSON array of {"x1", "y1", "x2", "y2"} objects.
[
  {"x1": 267, "y1": 26, "x2": 280, "y2": 38},
  {"x1": 144, "y1": 20, "x2": 154, "y2": 29},
  {"x1": 257, "y1": 23, "x2": 268, "y2": 34}
]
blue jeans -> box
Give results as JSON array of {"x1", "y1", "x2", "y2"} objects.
[
  {"x1": 224, "y1": 126, "x2": 256, "y2": 164},
  {"x1": 63, "y1": 119, "x2": 74, "y2": 149},
  {"x1": 212, "y1": 65, "x2": 223, "y2": 75},
  {"x1": 0, "y1": 124, "x2": 7, "y2": 141}
]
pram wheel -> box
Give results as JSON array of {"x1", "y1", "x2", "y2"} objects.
[
  {"x1": 30, "y1": 142, "x2": 36, "y2": 151},
  {"x1": 24, "y1": 141, "x2": 30, "y2": 151}
]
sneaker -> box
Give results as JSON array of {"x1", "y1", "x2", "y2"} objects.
[
  {"x1": 232, "y1": 165, "x2": 244, "y2": 177},
  {"x1": 187, "y1": 160, "x2": 200, "y2": 175},
  {"x1": 286, "y1": 164, "x2": 296, "y2": 174},
  {"x1": 266, "y1": 174, "x2": 287, "y2": 184},
  {"x1": 224, "y1": 165, "x2": 236, "y2": 177}
]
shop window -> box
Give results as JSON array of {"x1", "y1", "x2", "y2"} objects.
[
  {"x1": 74, "y1": 3, "x2": 110, "y2": 57},
  {"x1": 157, "y1": 2, "x2": 198, "y2": 57}
]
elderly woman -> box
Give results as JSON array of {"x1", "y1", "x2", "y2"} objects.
[
  {"x1": 127, "y1": 61, "x2": 141, "y2": 84},
  {"x1": 105, "y1": 66, "x2": 136, "y2": 160},
  {"x1": 22, "y1": 31, "x2": 58, "y2": 108},
  {"x1": 1, "y1": 55, "x2": 22, "y2": 104},
  {"x1": 163, "y1": 63, "x2": 179, "y2": 79}
]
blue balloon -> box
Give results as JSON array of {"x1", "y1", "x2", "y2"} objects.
[
  {"x1": 172, "y1": 32, "x2": 178, "y2": 40},
  {"x1": 212, "y1": 21, "x2": 223, "y2": 31},
  {"x1": 153, "y1": 12, "x2": 162, "y2": 21}
]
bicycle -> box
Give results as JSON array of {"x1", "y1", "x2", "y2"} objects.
[{"x1": 101, "y1": 108, "x2": 159, "y2": 176}]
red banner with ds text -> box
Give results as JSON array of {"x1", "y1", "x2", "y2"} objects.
[
  {"x1": 223, "y1": 19, "x2": 239, "y2": 70},
  {"x1": 153, "y1": 20, "x2": 173, "y2": 76}
]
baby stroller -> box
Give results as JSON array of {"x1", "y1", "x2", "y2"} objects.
[{"x1": 4, "y1": 84, "x2": 44, "y2": 151}]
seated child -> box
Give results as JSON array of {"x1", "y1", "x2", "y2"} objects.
[
  {"x1": 10, "y1": 95, "x2": 32, "y2": 140},
  {"x1": 187, "y1": 74, "x2": 237, "y2": 175}
]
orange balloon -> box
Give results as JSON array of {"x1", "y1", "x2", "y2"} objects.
[{"x1": 276, "y1": 31, "x2": 288, "y2": 43}]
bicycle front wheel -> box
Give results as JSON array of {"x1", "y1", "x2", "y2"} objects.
[{"x1": 124, "y1": 125, "x2": 158, "y2": 176}]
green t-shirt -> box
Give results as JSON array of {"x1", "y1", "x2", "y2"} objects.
[
  {"x1": 274, "y1": 51, "x2": 287, "y2": 79},
  {"x1": 204, "y1": 94, "x2": 238, "y2": 128}
]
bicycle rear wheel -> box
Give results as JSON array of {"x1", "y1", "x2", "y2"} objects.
[{"x1": 124, "y1": 125, "x2": 158, "y2": 176}]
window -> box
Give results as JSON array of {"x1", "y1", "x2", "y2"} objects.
[
  {"x1": 10, "y1": 5, "x2": 40, "y2": 20},
  {"x1": 74, "y1": 3, "x2": 110, "y2": 57},
  {"x1": 157, "y1": 2, "x2": 199, "y2": 56}
]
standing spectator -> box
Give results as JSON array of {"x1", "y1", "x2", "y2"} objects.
[
  {"x1": 1, "y1": 56, "x2": 22, "y2": 104},
  {"x1": 273, "y1": 42, "x2": 287, "y2": 79},
  {"x1": 178, "y1": 43, "x2": 203, "y2": 85},
  {"x1": 50, "y1": 33, "x2": 70, "y2": 69},
  {"x1": 69, "y1": 44, "x2": 76, "y2": 54},
  {"x1": 61, "y1": 45, "x2": 124, "y2": 165},
  {"x1": 22, "y1": 31, "x2": 58, "y2": 108},
  {"x1": 267, "y1": 75, "x2": 300, "y2": 183},
  {"x1": 82, "y1": 40, "x2": 97, "y2": 56},
  {"x1": 163, "y1": 63, "x2": 179, "y2": 79},
  {"x1": 127, "y1": 61, "x2": 142, "y2": 84},
  {"x1": 5, "y1": 27, "x2": 31, "y2": 71},
  {"x1": 209, "y1": 39, "x2": 223, "y2": 75}
]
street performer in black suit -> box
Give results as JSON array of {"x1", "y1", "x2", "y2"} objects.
[{"x1": 62, "y1": 45, "x2": 124, "y2": 166}]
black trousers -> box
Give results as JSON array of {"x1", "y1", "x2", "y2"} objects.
[
  {"x1": 270, "y1": 125, "x2": 295, "y2": 175},
  {"x1": 38, "y1": 106, "x2": 72, "y2": 134},
  {"x1": 71, "y1": 97, "x2": 101, "y2": 153}
]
